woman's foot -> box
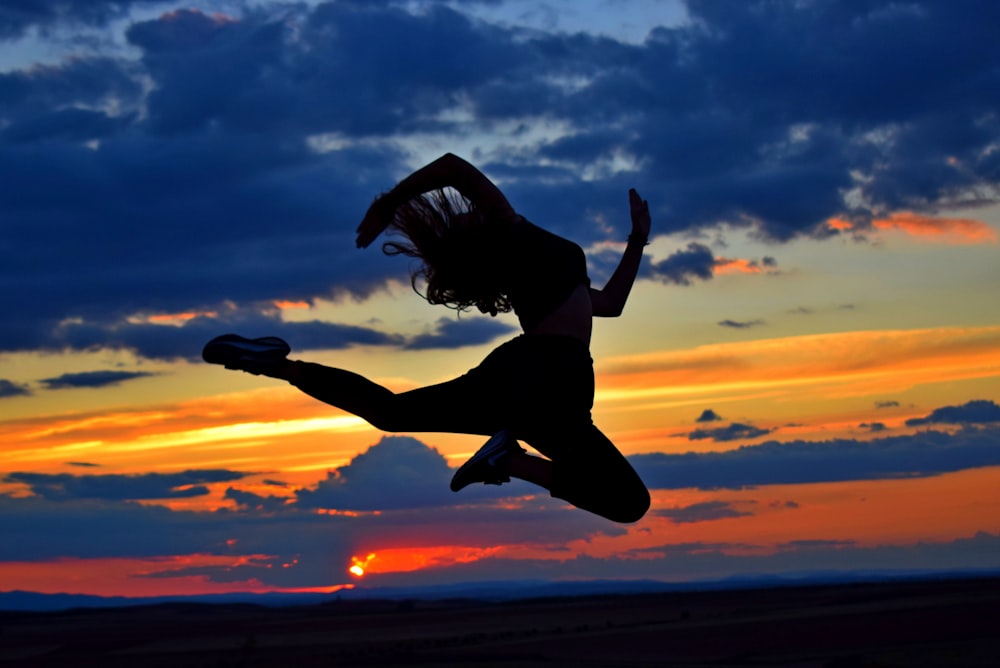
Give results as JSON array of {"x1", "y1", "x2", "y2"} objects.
[
  {"x1": 450, "y1": 430, "x2": 526, "y2": 492},
  {"x1": 202, "y1": 334, "x2": 291, "y2": 376}
]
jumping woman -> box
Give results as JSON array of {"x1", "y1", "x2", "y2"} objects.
[{"x1": 203, "y1": 153, "x2": 651, "y2": 523}]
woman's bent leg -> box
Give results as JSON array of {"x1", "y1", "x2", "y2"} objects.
[{"x1": 525, "y1": 425, "x2": 650, "y2": 524}]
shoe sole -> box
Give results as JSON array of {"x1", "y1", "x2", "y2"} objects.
[
  {"x1": 203, "y1": 334, "x2": 291, "y2": 367},
  {"x1": 450, "y1": 430, "x2": 521, "y2": 492}
]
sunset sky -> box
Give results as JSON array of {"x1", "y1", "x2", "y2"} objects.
[{"x1": 2, "y1": 0, "x2": 999, "y2": 600}]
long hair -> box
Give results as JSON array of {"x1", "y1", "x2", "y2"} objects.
[{"x1": 382, "y1": 188, "x2": 512, "y2": 317}]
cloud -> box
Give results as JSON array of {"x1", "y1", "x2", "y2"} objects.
[
  {"x1": 859, "y1": 422, "x2": 888, "y2": 433},
  {"x1": 696, "y1": 409, "x2": 723, "y2": 423},
  {"x1": 39, "y1": 370, "x2": 156, "y2": 390},
  {"x1": 718, "y1": 319, "x2": 766, "y2": 329},
  {"x1": 876, "y1": 401, "x2": 901, "y2": 409},
  {"x1": 4, "y1": 469, "x2": 248, "y2": 501},
  {"x1": 294, "y1": 436, "x2": 464, "y2": 511},
  {"x1": 1, "y1": 0, "x2": 999, "y2": 358},
  {"x1": 0, "y1": 379, "x2": 31, "y2": 398},
  {"x1": 905, "y1": 399, "x2": 1000, "y2": 427},
  {"x1": 655, "y1": 500, "x2": 753, "y2": 524},
  {"x1": 688, "y1": 422, "x2": 772, "y2": 443},
  {"x1": 224, "y1": 487, "x2": 293, "y2": 513},
  {"x1": 645, "y1": 243, "x2": 716, "y2": 285},
  {"x1": 831, "y1": 212, "x2": 999, "y2": 244},
  {"x1": 404, "y1": 317, "x2": 518, "y2": 351},
  {"x1": 633, "y1": 424, "x2": 1000, "y2": 490},
  {"x1": 0, "y1": 0, "x2": 152, "y2": 39},
  {"x1": 714, "y1": 256, "x2": 779, "y2": 276}
]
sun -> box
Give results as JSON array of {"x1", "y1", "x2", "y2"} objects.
[{"x1": 348, "y1": 553, "x2": 375, "y2": 578}]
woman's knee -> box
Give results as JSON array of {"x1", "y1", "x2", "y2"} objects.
[
  {"x1": 608, "y1": 484, "x2": 650, "y2": 523},
  {"x1": 554, "y1": 469, "x2": 650, "y2": 524}
]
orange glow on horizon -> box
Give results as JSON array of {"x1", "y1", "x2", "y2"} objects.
[
  {"x1": 348, "y1": 546, "x2": 504, "y2": 576},
  {"x1": 0, "y1": 553, "x2": 352, "y2": 598}
]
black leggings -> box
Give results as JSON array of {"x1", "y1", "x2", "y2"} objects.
[{"x1": 291, "y1": 335, "x2": 649, "y2": 523}]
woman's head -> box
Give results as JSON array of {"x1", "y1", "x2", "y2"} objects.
[{"x1": 382, "y1": 189, "x2": 512, "y2": 316}]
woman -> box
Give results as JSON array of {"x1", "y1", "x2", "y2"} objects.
[{"x1": 204, "y1": 153, "x2": 651, "y2": 523}]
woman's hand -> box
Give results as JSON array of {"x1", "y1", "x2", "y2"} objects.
[
  {"x1": 355, "y1": 195, "x2": 395, "y2": 249},
  {"x1": 628, "y1": 188, "x2": 651, "y2": 242}
]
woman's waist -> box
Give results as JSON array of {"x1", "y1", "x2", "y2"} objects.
[{"x1": 521, "y1": 284, "x2": 592, "y2": 343}]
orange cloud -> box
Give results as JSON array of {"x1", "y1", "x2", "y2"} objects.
[
  {"x1": 274, "y1": 300, "x2": 311, "y2": 310},
  {"x1": 713, "y1": 257, "x2": 762, "y2": 275},
  {"x1": 873, "y1": 212, "x2": 997, "y2": 242},
  {"x1": 827, "y1": 212, "x2": 997, "y2": 243}
]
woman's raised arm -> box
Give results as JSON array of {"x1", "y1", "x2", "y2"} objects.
[{"x1": 589, "y1": 189, "x2": 651, "y2": 317}]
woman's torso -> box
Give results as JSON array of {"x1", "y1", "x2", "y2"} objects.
[{"x1": 504, "y1": 218, "x2": 592, "y2": 345}]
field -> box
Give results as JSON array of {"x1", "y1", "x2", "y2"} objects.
[{"x1": 1, "y1": 577, "x2": 997, "y2": 667}]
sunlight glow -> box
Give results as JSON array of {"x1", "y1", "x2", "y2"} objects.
[{"x1": 349, "y1": 553, "x2": 376, "y2": 578}]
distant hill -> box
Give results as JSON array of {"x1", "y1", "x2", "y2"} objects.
[{"x1": 3, "y1": 568, "x2": 997, "y2": 612}]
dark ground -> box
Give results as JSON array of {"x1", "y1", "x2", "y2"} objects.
[{"x1": 1, "y1": 577, "x2": 997, "y2": 667}]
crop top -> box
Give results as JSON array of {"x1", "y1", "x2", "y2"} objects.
[{"x1": 503, "y1": 217, "x2": 590, "y2": 331}]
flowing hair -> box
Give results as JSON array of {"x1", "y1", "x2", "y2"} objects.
[{"x1": 382, "y1": 188, "x2": 513, "y2": 317}]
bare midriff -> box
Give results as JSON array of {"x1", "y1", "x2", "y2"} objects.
[{"x1": 523, "y1": 283, "x2": 593, "y2": 344}]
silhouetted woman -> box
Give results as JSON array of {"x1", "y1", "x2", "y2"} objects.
[{"x1": 204, "y1": 153, "x2": 651, "y2": 523}]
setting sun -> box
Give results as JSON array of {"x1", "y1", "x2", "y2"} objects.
[{"x1": 349, "y1": 553, "x2": 376, "y2": 578}]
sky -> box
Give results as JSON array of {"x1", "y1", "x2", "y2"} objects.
[{"x1": 1, "y1": 0, "x2": 999, "y2": 599}]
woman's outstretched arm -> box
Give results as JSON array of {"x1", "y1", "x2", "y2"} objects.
[
  {"x1": 356, "y1": 153, "x2": 516, "y2": 248},
  {"x1": 589, "y1": 188, "x2": 651, "y2": 317}
]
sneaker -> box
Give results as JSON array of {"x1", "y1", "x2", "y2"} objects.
[
  {"x1": 450, "y1": 430, "x2": 525, "y2": 492},
  {"x1": 202, "y1": 334, "x2": 291, "y2": 370}
]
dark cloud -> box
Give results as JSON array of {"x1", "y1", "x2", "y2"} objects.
[
  {"x1": 39, "y1": 370, "x2": 155, "y2": 390},
  {"x1": 645, "y1": 242, "x2": 715, "y2": 285},
  {"x1": 403, "y1": 317, "x2": 518, "y2": 351},
  {"x1": 779, "y1": 539, "x2": 855, "y2": 551},
  {"x1": 1, "y1": 1, "x2": 998, "y2": 357},
  {"x1": 905, "y1": 399, "x2": 1000, "y2": 427},
  {"x1": 718, "y1": 319, "x2": 766, "y2": 329},
  {"x1": 294, "y1": 436, "x2": 461, "y2": 511},
  {"x1": 633, "y1": 425, "x2": 1000, "y2": 490},
  {"x1": 696, "y1": 409, "x2": 723, "y2": 423},
  {"x1": 224, "y1": 487, "x2": 293, "y2": 513},
  {"x1": 655, "y1": 500, "x2": 752, "y2": 524},
  {"x1": 66, "y1": 461, "x2": 101, "y2": 468},
  {"x1": 4, "y1": 469, "x2": 247, "y2": 501},
  {"x1": 0, "y1": 379, "x2": 31, "y2": 398},
  {"x1": 103, "y1": 314, "x2": 406, "y2": 362},
  {"x1": 688, "y1": 422, "x2": 772, "y2": 443},
  {"x1": 0, "y1": 0, "x2": 154, "y2": 39},
  {"x1": 860, "y1": 422, "x2": 888, "y2": 433}
]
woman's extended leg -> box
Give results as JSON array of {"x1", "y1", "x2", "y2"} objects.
[{"x1": 264, "y1": 359, "x2": 504, "y2": 436}]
